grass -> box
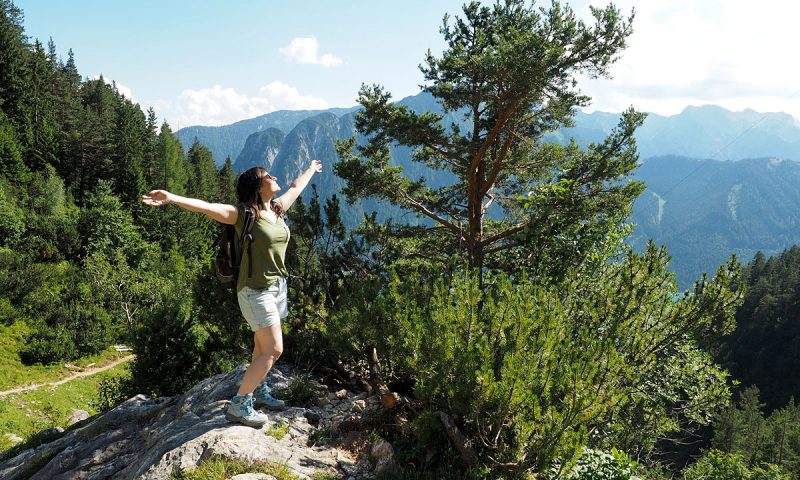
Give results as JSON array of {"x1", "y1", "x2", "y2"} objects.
[
  {"x1": 0, "y1": 320, "x2": 128, "y2": 391},
  {"x1": 283, "y1": 372, "x2": 320, "y2": 407},
  {"x1": 0, "y1": 361, "x2": 131, "y2": 453},
  {"x1": 170, "y1": 455, "x2": 317, "y2": 480},
  {"x1": 265, "y1": 422, "x2": 289, "y2": 441}
]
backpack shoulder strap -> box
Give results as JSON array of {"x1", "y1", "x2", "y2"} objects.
[{"x1": 238, "y1": 204, "x2": 257, "y2": 279}]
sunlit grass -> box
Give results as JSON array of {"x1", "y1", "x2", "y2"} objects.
[
  {"x1": 265, "y1": 422, "x2": 289, "y2": 441},
  {"x1": 170, "y1": 455, "x2": 310, "y2": 480},
  {"x1": 0, "y1": 362, "x2": 131, "y2": 452},
  {"x1": 0, "y1": 320, "x2": 128, "y2": 391}
]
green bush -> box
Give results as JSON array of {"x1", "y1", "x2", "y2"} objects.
[
  {"x1": 19, "y1": 323, "x2": 77, "y2": 365},
  {"x1": 129, "y1": 253, "x2": 246, "y2": 397},
  {"x1": 551, "y1": 447, "x2": 639, "y2": 480},
  {"x1": 361, "y1": 243, "x2": 740, "y2": 474},
  {"x1": 20, "y1": 271, "x2": 118, "y2": 364},
  {"x1": 91, "y1": 375, "x2": 132, "y2": 413},
  {"x1": 683, "y1": 450, "x2": 788, "y2": 480},
  {"x1": 0, "y1": 196, "x2": 24, "y2": 249},
  {"x1": 284, "y1": 373, "x2": 318, "y2": 407}
]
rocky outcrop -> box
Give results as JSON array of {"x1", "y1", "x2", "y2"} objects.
[
  {"x1": 0, "y1": 365, "x2": 383, "y2": 480},
  {"x1": 233, "y1": 128, "x2": 285, "y2": 174}
]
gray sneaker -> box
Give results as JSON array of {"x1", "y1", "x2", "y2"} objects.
[
  {"x1": 226, "y1": 394, "x2": 268, "y2": 427},
  {"x1": 253, "y1": 382, "x2": 286, "y2": 410}
]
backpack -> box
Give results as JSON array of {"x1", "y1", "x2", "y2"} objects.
[{"x1": 215, "y1": 205, "x2": 256, "y2": 288}]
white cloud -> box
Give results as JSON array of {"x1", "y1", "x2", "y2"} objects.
[
  {"x1": 156, "y1": 82, "x2": 329, "y2": 129},
  {"x1": 258, "y1": 81, "x2": 330, "y2": 109},
  {"x1": 279, "y1": 36, "x2": 343, "y2": 67},
  {"x1": 569, "y1": 0, "x2": 800, "y2": 119}
]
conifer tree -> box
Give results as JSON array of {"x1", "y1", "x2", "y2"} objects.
[
  {"x1": 0, "y1": 0, "x2": 29, "y2": 130},
  {"x1": 218, "y1": 155, "x2": 236, "y2": 204},
  {"x1": 112, "y1": 99, "x2": 148, "y2": 205},
  {"x1": 335, "y1": 0, "x2": 641, "y2": 281},
  {"x1": 26, "y1": 39, "x2": 59, "y2": 171}
]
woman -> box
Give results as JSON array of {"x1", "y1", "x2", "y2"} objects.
[{"x1": 142, "y1": 159, "x2": 323, "y2": 427}]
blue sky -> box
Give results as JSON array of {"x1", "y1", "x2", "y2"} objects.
[{"x1": 17, "y1": 0, "x2": 800, "y2": 129}]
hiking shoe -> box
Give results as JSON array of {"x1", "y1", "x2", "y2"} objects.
[
  {"x1": 253, "y1": 382, "x2": 286, "y2": 410},
  {"x1": 226, "y1": 394, "x2": 268, "y2": 428}
]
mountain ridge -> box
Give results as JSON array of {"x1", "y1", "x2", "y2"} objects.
[{"x1": 176, "y1": 96, "x2": 800, "y2": 167}]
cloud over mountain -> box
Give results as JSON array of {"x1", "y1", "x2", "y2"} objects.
[{"x1": 165, "y1": 82, "x2": 328, "y2": 128}]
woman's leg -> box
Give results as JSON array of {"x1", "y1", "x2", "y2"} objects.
[{"x1": 237, "y1": 321, "x2": 283, "y2": 395}]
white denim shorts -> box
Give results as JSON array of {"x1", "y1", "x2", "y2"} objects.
[{"x1": 237, "y1": 277, "x2": 288, "y2": 332}]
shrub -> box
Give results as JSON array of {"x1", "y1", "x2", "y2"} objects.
[
  {"x1": 19, "y1": 323, "x2": 77, "y2": 365},
  {"x1": 371, "y1": 244, "x2": 740, "y2": 474},
  {"x1": 683, "y1": 450, "x2": 788, "y2": 480},
  {"x1": 551, "y1": 447, "x2": 640, "y2": 480},
  {"x1": 284, "y1": 373, "x2": 318, "y2": 407}
]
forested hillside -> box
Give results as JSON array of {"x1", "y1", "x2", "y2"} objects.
[
  {"x1": 0, "y1": 0, "x2": 250, "y2": 398},
  {"x1": 630, "y1": 156, "x2": 800, "y2": 288}
]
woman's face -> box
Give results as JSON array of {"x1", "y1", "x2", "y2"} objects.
[{"x1": 258, "y1": 172, "x2": 281, "y2": 197}]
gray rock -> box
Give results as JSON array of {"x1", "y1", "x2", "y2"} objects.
[
  {"x1": 0, "y1": 366, "x2": 341, "y2": 480},
  {"x1": 305, "y1": 410, "x2": 322, "y2": 426},
  {"x1": 68, "y1": 409, "x2": 90, "y2": 425},
  {"x1": 370, "y1": 438, "x2": 395, "y2": 474},
  {"x1": 28, "y1": 427, "x2": 64, "y2": 444},
  {"x1": 5, "y1": 433, "x2": 22, "y2": 444}
]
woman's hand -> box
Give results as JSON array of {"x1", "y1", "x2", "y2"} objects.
[
  {"x1": 141, "y1": 190, "x2": 173, "y2": 207},
  {"x1": 309, "y1": 159, "x2": 322, "y2": 173}
]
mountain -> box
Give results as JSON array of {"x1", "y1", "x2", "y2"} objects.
[
  {"x1": 177, "y1": 94, "x2": 800, "y2": 168},
  {"x1": 560, "y1": 105, "x2": 800, "y2": 161},
  {"x1": 233, "y1": 128, "x2": 285, "y2": 173},
  {"x1": 631, "y1": 156, "x2": 800, "y2": 288},
  {"x1": 178, "y1": 93, "x2": 800, "y2": 288},
  {"x1": 175, "y1": 107, "x2": 358, "y2": 166}
]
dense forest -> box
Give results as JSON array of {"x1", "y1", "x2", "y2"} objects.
[{"x1": 3, "y1": 0, "x2": 800, "y2": 478}]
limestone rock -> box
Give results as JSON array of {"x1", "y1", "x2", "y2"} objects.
[
  {"x1": 0, "y1": 366, "x2": 341, "y2": 480},
  {"x1": 68, "y1": 409, "x2": 90, "y2": 425},
  {"x1": 370, "y1": 438, "x2": 395, "y2": 474}
]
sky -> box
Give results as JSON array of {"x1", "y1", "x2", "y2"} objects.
[{"x1": 16, "y1": 0, "x2": 800, "y2": 130}]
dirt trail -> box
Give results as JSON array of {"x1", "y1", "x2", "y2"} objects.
[{"x1": 0, "y1": 355, "x2": 135, "y2": 396}]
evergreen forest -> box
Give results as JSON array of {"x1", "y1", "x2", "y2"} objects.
[{"x1": 2, "y1": 1, "x2": 800, "y2": 479}]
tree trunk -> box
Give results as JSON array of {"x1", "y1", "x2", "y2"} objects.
[{"x1": 437, "y1": 411, "x2": 479, "y2": 467}]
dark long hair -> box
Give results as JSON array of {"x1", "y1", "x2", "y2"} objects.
[{"x1": 236, "y1": 167, "x2": 284, "y2": 219}]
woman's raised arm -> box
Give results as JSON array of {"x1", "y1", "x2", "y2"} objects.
[
  {"x1": 275, "y1": 160, "x2": 322, "y2": 212},
  {"x1": 141, "y1": 190, "x2": 238, "y2": 225}
]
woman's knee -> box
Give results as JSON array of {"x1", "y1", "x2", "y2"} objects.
[{"x1": 272, "y1": 344, "x2": 284, "y2": 360}]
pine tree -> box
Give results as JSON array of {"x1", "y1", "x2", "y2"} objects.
[
  {"x1": 186, "y1": 138, "x2": 219, "y2": 201},
  {"x1": 111, "y1": 99, "x2": 147, "y2": 205},
  {"x1": 26, "y1": 39, "x2": 59, "y2": 172},
  {"x1": 335, "y1": 0, "x2": 641, "y2": 282},
  {"x1": 0, "y1": 0, "x2": 29, "y2": 127},
  {"x1": 46, "y1": 36, "x2": 58, "y2": 67},
  {"x1": 218, "y1": 155, "x2": 235, "y2": 204},
  {"x1": 0, "y1": 108, "x2": 26, "y2": 180}
]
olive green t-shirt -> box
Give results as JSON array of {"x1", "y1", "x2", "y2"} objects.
[{"x1": 235, "y1": 205, "x2": 290, "y2": 291}]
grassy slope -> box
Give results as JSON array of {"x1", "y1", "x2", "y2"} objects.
[
  {"x1": 0, "y1": 320, "x2": 127, "y2": 390},
  {"x1": 0, "y1": 362, "x2": 131, "y2": 451},
  {"x1": 0, "y1": 320, "x2": 131, "y2": 452}
]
